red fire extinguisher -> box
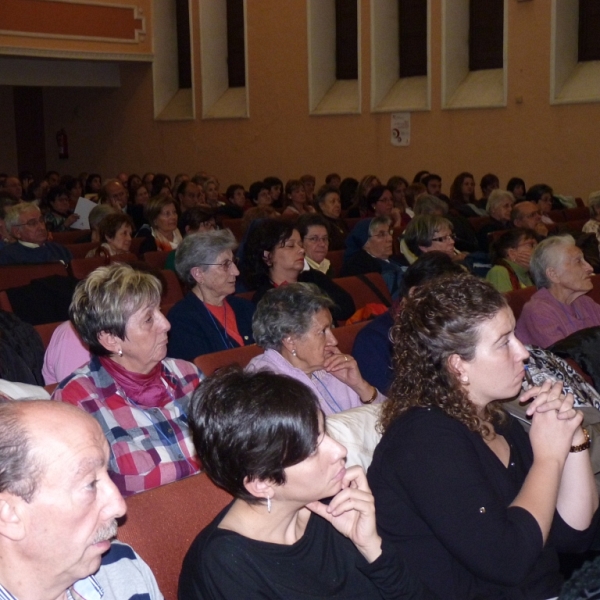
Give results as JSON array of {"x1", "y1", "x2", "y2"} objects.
[{"x1": 56, "y1": 128, "x2": 69, "y2": 160}]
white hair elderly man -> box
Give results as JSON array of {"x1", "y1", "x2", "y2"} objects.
[{"x1": 0, "y1": 400, "x2": 163, "y2": 600}]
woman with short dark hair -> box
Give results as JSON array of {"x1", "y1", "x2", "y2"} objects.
[
  {"x1": 486, "y1": 228, "x2": 536, "y2": 292},
  {"x1": 179, "y1": 367, "x2": 431, "y2": 599}
]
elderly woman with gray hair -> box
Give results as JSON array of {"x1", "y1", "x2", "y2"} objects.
[
  {"x1": 167, "y1": 229, "x2": 255, "y2": 361},
  {"x1": 52, "y1": 263, "x2": 202, "y2": 497},
  {"x1": 402, "y1": 215, "x2": 468, "y2": 265},
  {"x1": 515, "y1": 234, "x2": 600, "y2": 348},
  {"x1": 247, "y1": 283, "x2": 384, "y2": 415}
]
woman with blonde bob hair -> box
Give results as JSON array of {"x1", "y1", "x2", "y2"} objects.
[
  {"x1": 52, "y1": 263, "x2": 202, "y2": 497},
  {"x1": 368, "y1": 273, "x2": 598, "y2": 600}
]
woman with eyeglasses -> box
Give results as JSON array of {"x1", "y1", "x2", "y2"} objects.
[
  {"x1": 166, "y1": 229, "x2": 255, "y2": 361},
  {"x1": 242, "y1": 219, "x2": 355, "y2": 323},
  {"x1": 486, "y1": 228, "x2": 537, "y2": 293},
  {"x1": 296, "y1": 214, "x2": 335, "y2": 277},
  {"x1": 341, "y1": 217, "x2": 408, "y2": 300},
  {"x1": 402, "y1": 215, "x2": 468, "y2": 265}
]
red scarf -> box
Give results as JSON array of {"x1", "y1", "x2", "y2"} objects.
[{"x1": 99, "y1": 357, "x2": 170, "y2": 408}]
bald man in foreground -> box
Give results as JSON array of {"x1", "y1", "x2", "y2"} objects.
[{"x1": 0, "y1": 401, "x2": 163, "y2": 600}]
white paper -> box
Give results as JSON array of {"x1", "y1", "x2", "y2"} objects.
[
  {"x1": 391, "y1": 112, "x2": 410, "y2": 146},
  {"x1": 70, "y1": 197, "x2": 97, "y2": 230}
]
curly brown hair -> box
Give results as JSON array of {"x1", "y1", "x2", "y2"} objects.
[{"x1": 380, "y1": 273, "x2": 509, "y2": 438}]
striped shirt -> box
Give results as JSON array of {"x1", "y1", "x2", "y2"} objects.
[
  {"x1": 52, "y1": 356, "x2": 202, "y2": 496},
  {"x1": 0, "y1": 542, "x2": 162, "y2": 600}
]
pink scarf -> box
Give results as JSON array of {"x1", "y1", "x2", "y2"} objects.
[{"x1": 99, "y1": 357, "x2": 170, "y2": 408}]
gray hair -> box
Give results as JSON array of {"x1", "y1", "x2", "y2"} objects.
[
  {"x1": 89, "y1": 203, "x2": 117, "y2": 231},
  {"x1": 403, "y1": 214, "x2": 453, "y2": 256},
  {"x1": 252, "y1": 283, "x2": 334, "y2": 350},
  {"x1": 0, "y1": 402, "x2": 41, "y2": 503},
  {"x1": 368, "y1": 215, "x2": 392, "y2": 237},
  {"x1": 175, "y1": 229, "x2": 238, "y2": 286},
  {"x1": 589, "y1": 192, "x2": 600, "y2": 218},
  {"x1": 413, "y1": 194, "x2": 449, "y2": 216},
  {"x1": 529, "y1": 234, "x2": 575, "y2": 289},
  {"x1": 69, "y1": 263, "x2": 162, "y2": 356},
  {"x1": 4, "y1": 202, "x2": 40, "y2": 232},
  {"x1": 486, "y1": 189, "x2": 514, "y2": 214}
]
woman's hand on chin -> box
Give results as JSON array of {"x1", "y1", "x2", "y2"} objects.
[
  {"x1": 323, "y1": 349, "x2": 364, "y2": 388},
  {"x1": 305, "y1": 466, "x2": 382, "y2": 563}
]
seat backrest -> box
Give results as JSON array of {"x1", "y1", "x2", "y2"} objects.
[
  {"x1": 69, "y1": 256, "x2": 108, "y2": 280},
  {"x1": 194, "y1": 344, "x2": 263, "y2": 376},
  {"x1": 504, "y1": 286, "x2": 536, "y2": 321},
  {"x1": 117, "y1": 473, "x2": 232, "y2": 600},
  {"x1": 333, "y1": 273, "x2": 391, "y2": 310},
  {"x1": 326, "y1": 249, "x2": 344, "y2": 278},
  {"x1": 143, "y1": 250, "x2": 170, "y2": 270},
  {"x1": 130, "y1": 237, "x2": 144, "y2": 256},
  {"x1": 0, "y1": 291, "x2": 12, "y2": 311},
  {"x1": 0, "y1": 262, "x2": 69, "y2": 291},
  {"x1": 334, "y1": 321, "x2": 369, "y2": 355},
  {"x1": 221, "y1": 218, "x2": 244, "y2": 242},
  {"x1": 160, "y1": 269, "x2": 184, "y2": 305},
  {"x1": 51, "y1": 230, "x2": 90, "y2": 244},
  {"x1": 467, "y1": 216, "x2": 493, "y2": 232},
  {"x1": 34, "y1": 321, "x2": 64, "y2": 350},
  {"x1": 109, "y1": 252, "x2": 139, "y2": 265},
  {"x1": 63, "y1": 242, "x2": 100, "y2": 259},
  {"x1": 563, "y1": 206, "x2": 590, "y2": 221}
]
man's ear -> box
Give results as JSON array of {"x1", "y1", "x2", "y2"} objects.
[
  {"x1": 0, "y1": 495, "x2": 26, "y2": 542},
  {"x1": 97, "y1": 331, "x2": 122, "y2": 355}
]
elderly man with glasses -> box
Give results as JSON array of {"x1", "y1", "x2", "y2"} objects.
[{"x1": 0, "y1": 202, "x2": 72, "y2": 265}]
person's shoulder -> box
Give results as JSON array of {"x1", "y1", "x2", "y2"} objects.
[
  {"x1": 356, "y1": 310, "x2": 394, "y2": 340},
  {"x1": 92, "y1": 541, "x2": 163, "y2": 600},
  {"x1": 162, "y1": 357, "x2": 202, "y2": 381},
  {"x1": 227, "y1": 294, "x2": 255, "y2": 312}
]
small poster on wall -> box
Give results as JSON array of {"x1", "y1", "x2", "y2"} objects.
[{"x1": 391, "y1": 112, "x2": 410, "y2": 146}]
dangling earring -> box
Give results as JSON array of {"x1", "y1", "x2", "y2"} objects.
[
  {"x1": 292, "y1": 349, "x2": 297, "y2": 357},
  {"x1": 267, "y1": 496, "x2": 272, "y2": 513}
]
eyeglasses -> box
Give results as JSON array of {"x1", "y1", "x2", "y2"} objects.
[
  {"x1": 431, "y1": 233, "x2": 456, "y2": 243},
  {"x1": 304, "y1": 235, "x2": 329, "y2": 244},
  {"x1": 370, "y1": 230, "x2": 393, "y2": 239},
  {"x1": 15, "y1": 216, "x2": 45, "y2": 228},
  {"x1": 198, "y1": 257, "x2": 239, "y2": 271}
]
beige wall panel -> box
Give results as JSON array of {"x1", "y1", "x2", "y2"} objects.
[{"x1": 38, "y1": 0, "x2": 600, "y2": 199}]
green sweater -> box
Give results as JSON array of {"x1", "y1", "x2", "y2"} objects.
[{"x1": 486, "y1": 259, "x2": 533, "y2": 293}]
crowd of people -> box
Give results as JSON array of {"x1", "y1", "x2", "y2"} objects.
[{"x1": 2, "y1": 166, "x2": 600, "y2": 599}]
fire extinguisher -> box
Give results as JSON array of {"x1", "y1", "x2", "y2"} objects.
[{"x1": 56, "y1": 128, "x2": 69, "y2": 160}]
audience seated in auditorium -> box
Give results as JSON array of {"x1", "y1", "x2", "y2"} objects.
[
  {"x1": 300, "y1": 173, "x2": 316, "y2": 205},
  {"x1": 61, "y1": 174, "x2": 84, "y2": 210},
  {"x1": 41, "y1": 185, "x2": 79, "y2": 232},
  {"x1": 412, "y1": 170, "x2": 429, "y2": 184},
  {"x1": 0, "y1": 175, "x2": 23, "y2": 201},
  {"x1": 448, "y1": 171, "x2": 486, "y2": 217},
  {"x1": 243, "y1": 219, "x2": 355, "y2": 322},
  {"x1": 387, "y1": 175, "x2": 412, "y2": 219},
  {"x1": 165, "y1": 206, "x2": 216, "y2": 271},
  {"x1": 325, "y1": 172, "x2": 341, "y2": 189},
  {"x1": 218, "y1": 183, "x2": 248, "y2": 218},
  {"x1": 314, "y1": 185, "x2": 348, "y2": 250},
  {"x1": 422, "y1": 173, "x2": 450, "y2": 205},
  {"x1": 42, "y1": 320, "x2": 90, "y2": 385},
  {"x1": 352, "y1": 252, "x2": 463, "y2": 394},
  {"x1": 99, "y1": 179, "x2": 128, "y2": 212},
  {"x1": 526, "y1": 183, "x2": 555, "y2": 225},
  {"x1": 180, "y1": 367, "x2": 431, "y2": 600},
  {"x1": 248, "y1": 180, "x2": 273, "y2": 208},
  {"x1": 202, "y1": 178, "x2": 223, "y2": 209},
  {"x1": 512, "y1": 200, "x2": 549, "y2": 238},
  {"x1": 0, "y1": 401, "x2": 163, "y2": 600},
  {"x1": 176, "y1": 180, "x2": 202, "y2": 224},
  {"x1": 150, "y1": 173, "x2": 173, "y2": 199},
  {"x1": 0, "y1": 203, "x2": 72, "y2": 265},
  {"x1": 486, "y1": 228, "x2": 536, "y2": 293},
  {"x1": 85, "y1": 203, "x2": 117, "y2": 244},
  {"x1": 167, "y1": 229, "x2": 254, "y2": 361},
  {"x1": 341, "y1": 217, "x2": 407, "y2": 300},
  {"x1": 347, "y1": 175, "x2": 381, "y2": 218},
  {"x1": 515, "y1": 235, "x2": 600, "y2": 347},
  {"x1": 297, "y1": 214, "x2": 335, "y2": 277},
  {"x1": 52, "y1": 263, "x2": 202, "y2": 496},
  {"x1": 86, "y1": 213, "x2": 135, "y2": 258},
  {"x1": 247, "y1": 284, "x2": 384, "y2": 415},
  {"x1": 136, "y1": 195, "x2": 182, "y2": 254},
  {"x1": 476, "y1": 189, "x2": 515, "y2": 252},
  {"x1": 368, "y1": 273, "x2": 599, "y2": 600},
  {"x1": 264, "y1": 176, "x2": 284, "y2": 208},
  {"x1": 507, "y1": 177, "x2": 527, "y2": 202},
  {"x1": 367, "y1": 185, "x2": 406, "y2": 229},
  {"x1": 0, "y1": 194, "x2": 19, "y2": 249},
  {"x1": 281, "y1": 179, "x2": 315, "y2": 218},
  {"x1": 582, "y1": 191, "x2": 600, "y2": 246},
  {"x1": 338, "y1": 176, "x2": 359, "y2": 210},
  {"x1": 84, "y1": 172, "x2": 102, "y2": 199},
  {"x1": 479, "y1": 173, "x2": 500, "y2": 204}
]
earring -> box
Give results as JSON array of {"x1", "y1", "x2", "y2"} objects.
[
  {"x1": 461, "y1": 375, "x2": 469, "y2": 383},
  {"x1": 117, "y1": 349, "x2": 123, "y2": 357},
  {"x1": 292, "y1": 349, "x2": 297, "y2": 357},
  {"x1": 267, "y1": 496, "x2": 272, "y2": 513}
]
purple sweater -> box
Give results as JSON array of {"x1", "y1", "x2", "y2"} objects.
[
  {"x1": 246, "y1": 349, "x2": 384, "y2": 416},
  {"x1": 515, "y1": 287, "x2": 600, "y2": 348}
]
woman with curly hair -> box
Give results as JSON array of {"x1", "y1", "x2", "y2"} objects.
[{"x1": 367, "y1": 273, "x2": 598, "y2": 600}]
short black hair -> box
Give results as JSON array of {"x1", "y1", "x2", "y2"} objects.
[
  {"x1": 525, "y1": 183, "x2": 553, "y2": 202},
  {"x1": 248, "y1": 181, "x2": 269, "y2": 203},
  {"x1": 296, "y1": 213, "x2": 330, "y2": 239},
  {"x1": 401, "y1": 251, "x2": 464, "y2": 297},
  {"x1": 189, "y1": 366, "x2": 321, "y2": 504},
  {"x1": 423, "y1": 174, "x2": 441, "y2": 186},
  {"x1": 225, "y1": 184, "x2": 244, "y2": 199}
]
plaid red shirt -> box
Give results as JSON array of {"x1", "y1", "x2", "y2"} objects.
[{"x1": 52, "y1": 356, "x2": 202, "y2": 497}]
